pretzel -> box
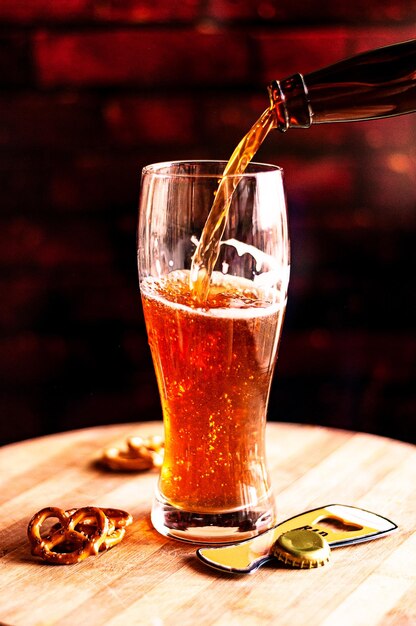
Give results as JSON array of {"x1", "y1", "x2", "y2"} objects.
[
  {"x1": 99, "y1": 435, "x2": 164, "y2": 471},
  {"x1": 27, "y1": 506, "x2": 132, "y2": 565},
  {"x1": 28, "y1": 506, "x2": 109, "y2": 565},
  {"x1": 50, "y1": 507, "x2": 133, "y2": 551}
]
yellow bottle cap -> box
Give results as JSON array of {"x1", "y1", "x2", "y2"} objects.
[{"x1": 273, "y1": 529, "x2": 331, "y2": 569}]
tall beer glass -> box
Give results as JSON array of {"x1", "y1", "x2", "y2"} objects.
[{"x1": 137, "y1": 161, "x2": 290, "y2": 543}]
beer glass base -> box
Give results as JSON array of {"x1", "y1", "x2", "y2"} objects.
[{"x1": 151, "y1": 492, "x2": 277, "y2": 544}]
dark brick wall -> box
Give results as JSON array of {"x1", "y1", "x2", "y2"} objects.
[{"x1": 0, "y1": 1, "x2": 415, "y2": 445}]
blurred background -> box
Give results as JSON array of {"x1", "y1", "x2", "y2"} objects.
[{"x1": 0, "y1": 1, "x2": 415, "y2": 446}]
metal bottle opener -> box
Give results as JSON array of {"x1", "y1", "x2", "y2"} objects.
[{"x1": 197, "y1": 504, "x2": 397, "y2": 574}]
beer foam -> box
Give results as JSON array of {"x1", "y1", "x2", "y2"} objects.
[
  {"x1": 141, "y1": 271, "x2": 285, "y2": 319},
  {"x1": 221, "y1": 238, "x2": 277, "y2": 273},
  {"x1": 191, "y1": 235, "x2": 290, "y2": 292}
]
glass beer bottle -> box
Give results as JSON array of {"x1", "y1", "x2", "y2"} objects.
[{"x1": 268, "y1": 39, "x2": 416, "y2": 130}]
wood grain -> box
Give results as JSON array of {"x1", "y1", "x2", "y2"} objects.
[{"x1": 0, "y1": 421, "x2": 415, "y2": 626}]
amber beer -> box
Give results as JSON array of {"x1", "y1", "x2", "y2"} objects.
[{"x1": 141, "y1": 271, "x2": 285, "y2": 515}]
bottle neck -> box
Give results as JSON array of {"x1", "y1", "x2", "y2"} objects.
[
  {"x1": 268, "y1": 39, "x2": 416, "y2": 132},
  {"x1": 268, "y1": 74, "x2": 312, "y2": 130}
]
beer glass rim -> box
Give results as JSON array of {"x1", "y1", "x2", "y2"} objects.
[{"x1": 142, "y1": 160, "x2": 283, "y2": 178}]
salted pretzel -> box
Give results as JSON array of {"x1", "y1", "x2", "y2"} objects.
[
  {"x1": 49, "y1": 507, "x2": 133, "y2": 551},
  {"x1": 28, "y1": 506, "x2": 109, "y2": 565},
  {"x1": 27, "y1": 506, "x2": 132, "y2": 565},
  {"x1": 99, "y1": 435, "x2": 164, "y2": 471}
]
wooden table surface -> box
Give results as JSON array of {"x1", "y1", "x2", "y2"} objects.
[{"x1": 0, "y1": 421, "x2": 415, "y2": 626}]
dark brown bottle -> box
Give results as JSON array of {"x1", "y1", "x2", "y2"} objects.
[{"x1": 268, "y1": 39, "x2": 416, "y2": 131}]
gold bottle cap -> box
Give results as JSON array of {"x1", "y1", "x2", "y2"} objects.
[{"x1": 273, "y1": 529, "x2": 331, "y2": 569}]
